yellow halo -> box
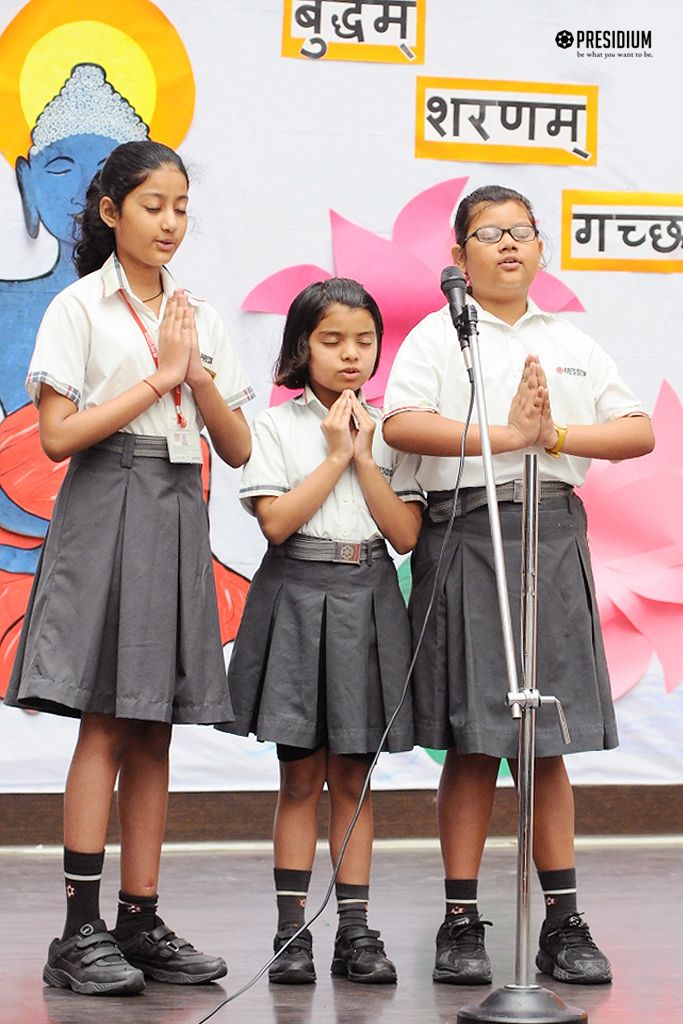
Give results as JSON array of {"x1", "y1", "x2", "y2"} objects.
[
  {"x1": 21, "y1": 24, "x2": 157, "y2": 130},
  {"x1": 0, "y1": 0, "x2": 195, "y2": 165}
]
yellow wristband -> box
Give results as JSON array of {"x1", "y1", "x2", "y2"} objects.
[{"x1": 545, "y1": 423, "x2": 568, "y2": 458}]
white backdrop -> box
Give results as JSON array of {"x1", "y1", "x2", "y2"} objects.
[{"x1": 0, "y1": 0, "x2": 680, "y2": 792}]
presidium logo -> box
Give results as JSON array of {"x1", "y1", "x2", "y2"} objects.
[{"x1": 555, "y1": 28, "x2": 653, "y2": 59}]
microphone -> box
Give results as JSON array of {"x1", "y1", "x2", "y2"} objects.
[
  {"x1": 440, "y1": 266, "x2": 468, "y2": 320},
  {"x1": 440, "y1": 267, "x2": 474, "y2": 377}
]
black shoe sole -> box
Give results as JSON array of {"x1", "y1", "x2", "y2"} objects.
[
  {"x1": 535, "y1": 951, "x2": 612, "y2": 985},
  {"x1": 432, "y1": 967, "x2": 492, "y2": 986},
  {"x1": 127, "y1": 961, "x2": 228, "y2": 985},
  {"x1": 43, "y1": 964, "x2": 146, "y2": 996},
  {"x1": 331, "y1": 958, "x2": 397, "y2": 984},
  {"x1": 269, "y1": 967, "x2": 317, "y2": 985}
]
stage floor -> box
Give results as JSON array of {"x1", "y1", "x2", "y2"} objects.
[{"x1": 2, "y1": 838, "x2": 680, "y2": 1024}]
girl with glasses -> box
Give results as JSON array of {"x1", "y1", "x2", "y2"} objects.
[{"x1": 383, "y1": 184, "x2": 654, "y2": 987}]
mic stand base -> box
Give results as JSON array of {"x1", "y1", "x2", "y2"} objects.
[{"x1": 457, "y1": 983, "x2": 587, "y2": 1024}]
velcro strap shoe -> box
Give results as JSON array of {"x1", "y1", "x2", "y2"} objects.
[
  {"x1": 117, "y1": 918, "x2": 227, "y2": 985},
  {"x1": 43, "y1": 919, "x2": 145, "y2": 996},
  {"x1": 331, "y1": 925, "x2": 397, "y2": 984},
  {"x1": 269, "y1": 925, "x2": 316, "y2": 984}
]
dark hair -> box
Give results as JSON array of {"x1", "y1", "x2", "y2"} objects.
[
  {"x1": 453, "y1": 184, "x2": 536, "y2": 247},
  {"x1": 274, "y1": 278, "x2": 383, "y2": 390},
  {"x1": 73, "y1": 140, "x2": 189, "y2": 277}
]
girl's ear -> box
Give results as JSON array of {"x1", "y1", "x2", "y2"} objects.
[
  {"x1": 451, "y1": 242, "x2": 467, "y2": 273},
  {"x1": 99, "y1": 196, "x2": 118, "y2": 228},
  {"x1": 537, "y1": 236, "x2": 545, "y2": 270}
]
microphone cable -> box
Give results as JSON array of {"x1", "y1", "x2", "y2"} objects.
[{"x1": 194, "y1": 379, "x2": 476, "y2": 1022}]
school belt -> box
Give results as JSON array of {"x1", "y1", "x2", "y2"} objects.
[
  {"x1": 94, "y1": 432, "x2": 170, "y2": 459},
  {"x1": 427, "y1": 480, "x2": 573, "y2": 523},
  {"x1": 271, "y1": 533, "x2": 387, "y2": 565}
]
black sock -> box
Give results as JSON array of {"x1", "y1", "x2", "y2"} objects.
[
  {"x1": 114, "y1": 891, "x2": 158, "y2": 940},
  {"x1": 274, "y1": 868, "x2": 311, "y2": 931},
  {"x1": 538, "y1": 868, "x2": 577, "y2": 923},
  {"x1": 336, "y1": 883, "x2": 369, "y2": 931},
  {"x1": 62, "y1": 848, "x2": 105, "y2": 940},
  {"x1": 445, "y1": 878, "x2": 479, "y2": 919}
]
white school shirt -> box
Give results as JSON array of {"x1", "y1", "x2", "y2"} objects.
[
  {"x1": 382, "y1": 299, "x2": 645, "y2": 491},
  {"x1": 27, "y1": 253, "x2": 254, "y2": 435},
  {"x1": 239, "y1": 386, "x2": 425, "y2": 542}
]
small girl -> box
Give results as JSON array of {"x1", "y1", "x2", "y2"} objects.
[
  {"x1": 4, "y1": 141, "x2": 253, "y2": 995},
  {"x1": 383, "y1": 185, "x2": 654, "y2": 986},
  {"x1": 218, "y1": 278, "x2": 423, "y2": 986}
]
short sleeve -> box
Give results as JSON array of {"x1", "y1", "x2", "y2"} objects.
[
  {"x1": 238, "y1": 411, "x2": 290, "y2": 516},
  {"x1": 587, "y1": 342, "x2": 644, "y2": 422},
  {"x1": 26, "y1": 292, "x2": 90, "y2": 407},
  {"x1": 372, "y1": 429, "x2": 425, "y2": 506},
  {"x1": 199, "y1": 305, "x2": 254, "y2": 410},
  {"x1": 383, "y1": 310, "x2": 447, "y2": 421},
  {"x1": 390, "y1": 451, "x2": 426, "y2": 505}
]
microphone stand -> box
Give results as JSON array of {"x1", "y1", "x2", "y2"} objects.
[{"x1": 451, "y1": 305, "x2": 585, "y2": 1024}]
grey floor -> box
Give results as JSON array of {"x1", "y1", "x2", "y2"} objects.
[{"x1": 2, "y1": 839, "x2": 680, "y2": 1024}]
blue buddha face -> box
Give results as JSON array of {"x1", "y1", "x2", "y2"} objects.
[{"x1": 16, "y1": 134, "x2": 119, "y2": 244}]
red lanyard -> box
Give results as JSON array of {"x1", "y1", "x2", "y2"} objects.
[{"x1": 119, "y1": 291, "x2": 187, "y2": 428}]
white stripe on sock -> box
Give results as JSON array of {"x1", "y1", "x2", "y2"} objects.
[
  {"x1": 64, "y1": 872, "x2": 103, "y2": 881},
  {"x1": 446, "y1": 897, "x2": 477, "y2": 904},
  {"x1": 543, "y1": 888, "x2": 577, "y2": 895},
  {"x1": 275, "y1": 889, "x2": 308, "y2": 896},
  {"x1": 337, "y1": 898, "x2": 368, "y2": 905}
]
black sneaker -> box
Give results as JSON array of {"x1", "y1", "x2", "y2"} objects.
[
  {"x1": 331, "y1": 925, "x2": 397, "y2": 984},
  {"x1": 117, "y1": 919, "x2": 227, "y2": 985},
  {"x1": 269, "y1": 925, "x2": 316, "y2": 984},
  {"x1": 433, "y1": 912, "x2": 492, "y2": 985},
  {"x1": 43, "y1": 920, "x2": 145, "y2": 996},
  {"x1": 536, "y1": 912, "x2": 612, "y2": 984}
]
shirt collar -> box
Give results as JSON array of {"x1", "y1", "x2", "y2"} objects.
[
  {"x1": 467, "y1": 295, "x2": 548, "y2": 328},
  {"x1": 293, "y1": 384, "x2": 372, "y2": 420},
  {"x1": 99, "y1": 253, "x2": 204, "y2": 306}
]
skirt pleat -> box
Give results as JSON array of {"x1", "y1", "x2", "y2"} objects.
[
  {"x1": 5, "y1": 445, "x2": 232, "y2": 724},
  {"x1": 410, "y1": 491, "x2": 617, "y2": 757},
  {"x1": 218, "y1": 546, "x2": 414, "y2": 754}
]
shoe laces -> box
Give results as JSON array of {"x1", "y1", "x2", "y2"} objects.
[
  {"x1": 549, "y1": 913, "x2": 599, "y2": 951},
  {"x1": 442, "y1": 914, "x2": 492, "y2": 954}
]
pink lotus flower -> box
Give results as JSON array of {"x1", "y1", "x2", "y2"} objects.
[
  {"x1": 578, "y1": 380, "x2": 683, "y2": 698},
  {"x1": 242, "y1": 177, "x2": 582, "y2": 407}
]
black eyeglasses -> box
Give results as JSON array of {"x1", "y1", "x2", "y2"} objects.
[{"x1": 463, "y1": 224, "x2": 538, "y2": 245}]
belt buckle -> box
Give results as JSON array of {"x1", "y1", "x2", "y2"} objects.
[{"x1": 333, "y1": 541, "x2": 362, "y2": 565}]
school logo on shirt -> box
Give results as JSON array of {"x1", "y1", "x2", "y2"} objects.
[{"x1": 556, "y1": 366, "x2": 587, "y2": 376}]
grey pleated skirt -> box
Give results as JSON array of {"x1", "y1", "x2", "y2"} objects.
[
  {"x1": 217, "y1": 543, "x2": 414, "y2": 754},
  {"x1": 409, "y1": 490, "x2": 617, "y2": 757},
  {"x1": 4, "y1": 437, "x2": 233, "y2": 724}
]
